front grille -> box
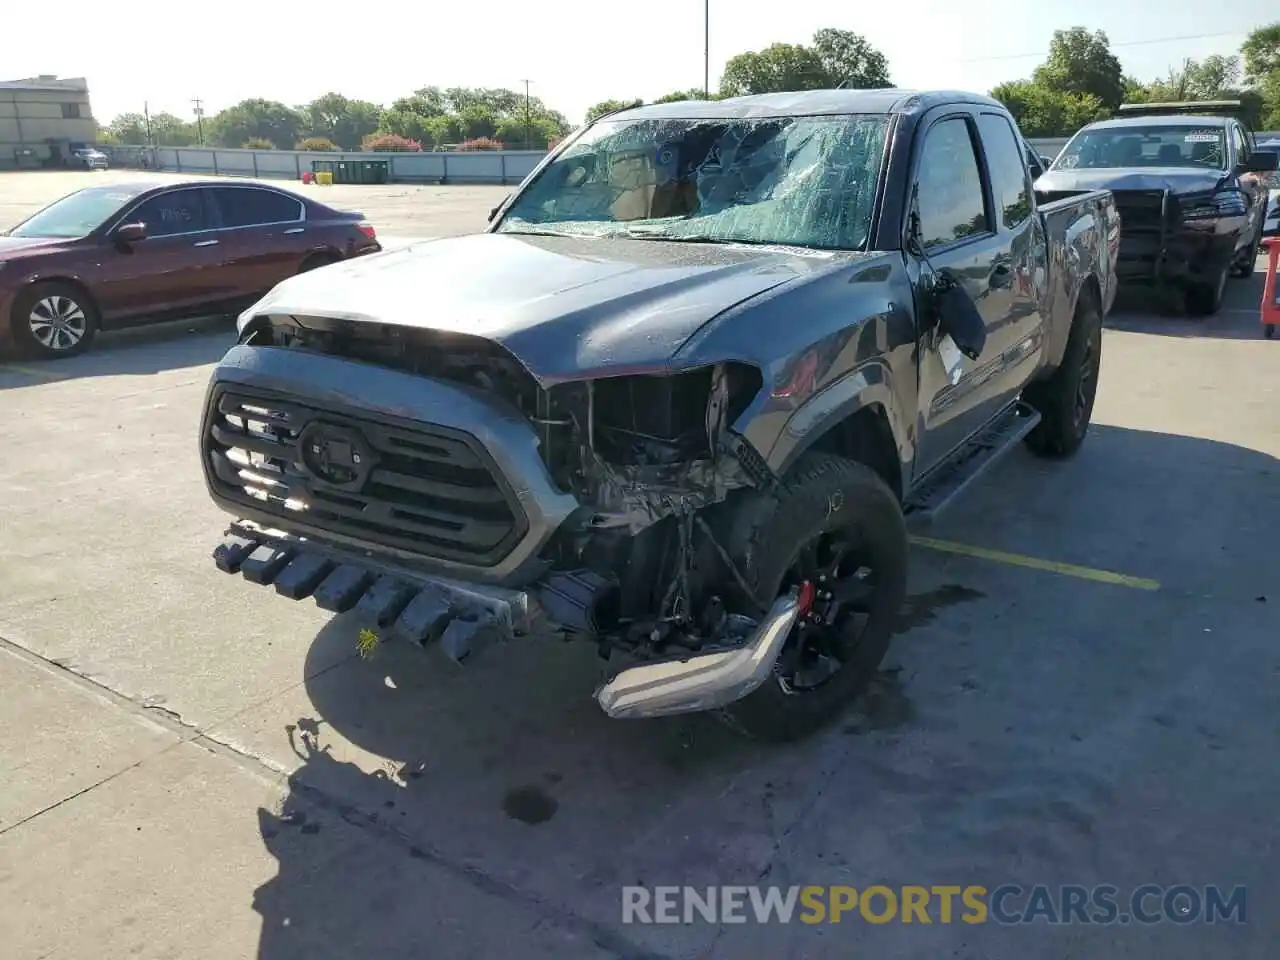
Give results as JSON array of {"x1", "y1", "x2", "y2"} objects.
[
  {"x1": 203, "y1": 386, "x2": 527, "y2": 566},
  {"x1": 1111, "y1": 189, "x2": 1170, "y2": 238}
]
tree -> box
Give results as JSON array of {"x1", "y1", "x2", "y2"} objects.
[
  {"x1": 1242, "y1": 22, "x2": 1280, "y2": 84},
  {"x1": 811, "y1": 28, "x2": 892, "y2": 88},
  {"x1": 989, "y1": 79, "x2": 1107, "y2": 137},
  {"x1": 584, "y1": 98, "x2": 643, "y2": 123},
  {"x1": 1032, "y1": 27, "x2": 1125, "y2": 112},
  {"x1": 720, "y1": 42, "x2": 827, "y2": 96},
  {"x1": 719, "y1": 29, "x2": 890, "y2": 96},
  {"x1": 302, "y1": 93, "x2": 381, "y2": 150},
  {"x1": 653, "y1": 88, "x2": 714, "y2": 103},
  {"x1": 209, "y1": 99, "x2": 304, "y2": 150}
]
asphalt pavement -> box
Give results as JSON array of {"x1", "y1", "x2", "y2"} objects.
[{"x1": 1, "y1": 169, "x2": 1278, "y2": 959}]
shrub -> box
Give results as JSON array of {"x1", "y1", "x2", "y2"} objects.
[
  {"x1": 362, "y1": 132, "x2": 422, "y2": 152},
  {"x1": 242, "y1": 137, "x2": 276, "y2": 150},
  {"x1": 457, "y1": 137, "x2": 504, "y2": 151},
  {"x1": 296, "y1": 136, "x2": 338, "y2": 152}
]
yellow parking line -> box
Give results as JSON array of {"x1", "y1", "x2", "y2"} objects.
[
  {"x1": 909, "y1": 535, "x2": 1161, "y2": 591},
  {"x1": 0, "y1": 363, "x2": 63, "y2": 381}
]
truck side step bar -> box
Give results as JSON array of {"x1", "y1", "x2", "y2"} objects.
[
  {"x1": 904, "y1": 401, "x2": 1041, "y2": 526},
  {"x1": 212, "y1": 526, "x2": 533, "y2": 663}
]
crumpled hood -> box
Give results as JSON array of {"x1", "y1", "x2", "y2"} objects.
[
  {"x1": 240, "y1": 231, "x2": 841, "y2": 384},
  {"x1": 1037, "y1": 166, "x2": 1228, "y2": 196},
  {"x1": 0, "y1": 235, "x2": 69, "y2": 259}
]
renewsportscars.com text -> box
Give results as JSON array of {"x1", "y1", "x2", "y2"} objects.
[{"x1": 621, "y1": 884, "x2": 1247, "y2": 925}]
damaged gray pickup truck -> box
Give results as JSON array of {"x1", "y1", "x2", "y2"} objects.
[{"x1": 201, "y1": 89, "x2": 1119, "y2": 740}]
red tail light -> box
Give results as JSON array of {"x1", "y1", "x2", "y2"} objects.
[{"x1": 356, "y1": 221, "x2": 377, "y2": 240}]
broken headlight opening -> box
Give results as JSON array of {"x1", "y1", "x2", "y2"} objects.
[{"x1": 531, "y1": 361, "x2": 777, "y2": 661}]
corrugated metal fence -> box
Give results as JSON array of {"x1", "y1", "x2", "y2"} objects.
[{"x1": 109, "y1": 132, "x2": 1279, "y2": 186}]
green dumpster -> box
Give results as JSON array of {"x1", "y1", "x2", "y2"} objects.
[
  {"x1": 357, "y1": 160, "x2": 389, "y2": 184},
  {"x1": 311, "y1": 159, "x2": 337, "y2": 178}
]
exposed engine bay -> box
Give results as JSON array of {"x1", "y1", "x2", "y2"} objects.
[{"x1": 237, "y1": 313, "x2": 777, "y2": 660}]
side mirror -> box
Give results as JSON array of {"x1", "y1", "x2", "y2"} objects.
[
  {"x1": 113, "y1": 221, "x2": 147, "y2": 244},
  {"x1": 932, "y1": 272, "x2": 987, "y2": 361},
  {"x1": 1242, "y1": 152, "x2": 1279, "y2": 174},
  {"x1": 1040, "y1": 155, "x2": 1054, "y2": 170},
  {"x1": 488, "y1": 194, "x2": 511, "y2": 222}
]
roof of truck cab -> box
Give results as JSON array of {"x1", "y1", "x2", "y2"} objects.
[
  {"x1": 606, "y1": 89, "x2": 1006, "y2": 121},
  {"x1": 1085, "y1": 114, "x2": 1232, "y2": 131}
]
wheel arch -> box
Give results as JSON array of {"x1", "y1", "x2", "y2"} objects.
[
  {"x1": 764, "y1": 362, "x2": 908, "y2": 502},
  {"x1": 10, "y1": 275, "x2": 101, "y2": 328}
]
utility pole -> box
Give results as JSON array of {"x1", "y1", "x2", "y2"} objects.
[
  {"x1": 520, "y1": 79, "x2": 533, "y2": 150},
  {"x1": 191, "y1": 97, "x2": 205, "y2": 145},
  {"x1": 143, "y1": 101, "x2": 153, "y2": 147},
  {"x1": 704, "y1": 0, "x2": 710, "y2": 97}
]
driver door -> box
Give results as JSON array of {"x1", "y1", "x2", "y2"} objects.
[
  {"x1": 908, "y1": 112, "x2": 1021, "y2": 477},
  {"x1": 95, "y1": 187, "x2": 228, "y2": 324}
]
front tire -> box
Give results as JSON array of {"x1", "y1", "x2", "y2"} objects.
[
  {"x1": 1022, "y1": 291, "x2": 1102, "y2": 458},
  {"x1": 10, "y1": 282, "x2": 98, "y2": 359},
  {"x1": 715, "y1": 455, "x2": 909, "y2": 742}
]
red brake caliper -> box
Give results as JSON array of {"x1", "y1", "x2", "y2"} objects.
[{"x1": 797, "y1": 581, "x2": 816, "y2": 619}]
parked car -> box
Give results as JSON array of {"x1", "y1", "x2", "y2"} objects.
[
  {"x1": 69, "y1": 147, "x2": 109, "y2": 171},
  {"x1": 1034, "y1": 101, "x2": 1277, "y2": 315},
  {"x1": 0, "y1": 179, "x2": 381, "y2": 358},
  {"x1": 1253, "y1": 139, "x2": 1280, "y2": 243},
  {"x1": 202, "y1": 89, "x2": 1117, "y2": 741}
]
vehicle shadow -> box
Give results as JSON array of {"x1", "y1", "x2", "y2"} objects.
[
  {"x1": 248, "y1": 423, "x2": 1280, "y2": 959},
  {"x1": 1104, "y1": 265, "x2": 1268, "y2": 341},
  {"x1": 0, "y1": 315, "x2": 233, "y2": 387}
]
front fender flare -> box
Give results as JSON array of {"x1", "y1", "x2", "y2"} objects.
[{"x1": 763, "y1": 358, "x2": 907, "y2": 478}]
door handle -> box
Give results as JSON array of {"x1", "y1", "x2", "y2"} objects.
[
  {"x1": 283, "y1": 227, "x2": 304, "y2": 235},
  {"x1": 193, "y1": 239, "x2": 219, "y2": 247}
]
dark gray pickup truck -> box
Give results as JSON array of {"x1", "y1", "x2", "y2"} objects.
[{"x1": 201, "y1": 89, "x2": 1119, "y2": 740}]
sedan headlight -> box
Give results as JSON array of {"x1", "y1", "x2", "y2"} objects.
[{"x1": 1181, "y1": 189, "x2": 1248, "y2": 220}]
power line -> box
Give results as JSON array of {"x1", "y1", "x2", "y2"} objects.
[{"x1": 951, "y1": 29, "x2": 1249, "y2": 64}]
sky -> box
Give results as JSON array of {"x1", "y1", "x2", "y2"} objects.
[{"x1": 6, "y1": 0, "x2": 1270, "y2": 128}]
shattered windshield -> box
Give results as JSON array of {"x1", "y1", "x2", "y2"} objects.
[
  {"x1": 1053, "y1": 125, "x2": 1228, "y2": 171},
  {"x1": 497, "y1": 113, "x2": 891, "y2": 251}
]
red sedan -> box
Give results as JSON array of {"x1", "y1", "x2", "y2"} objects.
[{"x1": 0, "y1": 178, "x2": 381, "y2": 358}]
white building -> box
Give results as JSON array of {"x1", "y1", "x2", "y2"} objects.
[{"x1": 0, "y1": 75, "x2": 97, "y2": 168}]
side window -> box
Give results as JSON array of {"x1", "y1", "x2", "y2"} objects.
[
  {"x1": 915, "y1": 117, "x2": 991, "y2": 250},
  {"x1": 977, "y1": 113, "x2": 1032, "y2": 229},
  {"x1": 1231, "y1": 125, "x2": 1248, "y2": 164},
  {"x1": 130, "y1": 189, "x2": 210, "y2": 237},
  {"x1": 214, "y1": 188, "x2": 303, "y2": 228}
]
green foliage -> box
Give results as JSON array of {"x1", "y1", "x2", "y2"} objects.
[
  {"x1": 1242, "y1": 23, "x2": 1280, "y2": 84},
  {"x1": 653, "y1": 88, "x2": 714, "y2": 103},
  {"x1": 721, "y1": 43, "x2": 827, "y2": 97},
  {"x1": 296, "y1": 136, "x2": 338, "y2": 152},
  {"x1": 211, "y1": 99, "x2": 304, "y2": 150},
  {"x1": 302, "y1": 93, "x2": 381, "y2": 150},
  {"x1": 584, "y1": 99, "x2": 644, "y2": 123},
  {"x1": 989, "y1": 80, "x2": 1107, "y2": 138},
  {"x1": 1032, "y1": 28, "x2": 1125, "y2": 112},
  {"x1": 990, "y1": 24, "x2": 1280, "y2": 137},
  {"x1": 720, "y1": 29, "x2": 890, "y2": 97},
  {"x1": 242, "y1": 137, "x2": 276, "y2": 150}
]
